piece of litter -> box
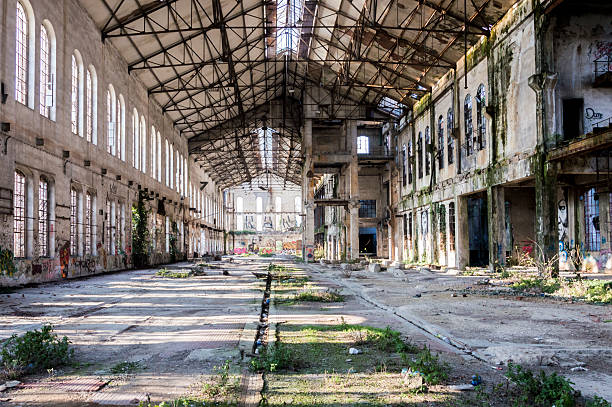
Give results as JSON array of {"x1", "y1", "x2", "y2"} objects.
[
  {"x1": 4, "y1": 381, "x2": 20, "y2": 389},
  {"x1": 449, "y1": 384, "x2": 475, "y2": 391},
  {"x1": 348, "y1": 348, "x2": 361, "y2": 355},
  {"x1": 345, "y1": 359, "x2": 352, "y2": 362},
  {"x1": 570, "y1": 366, "x2": 588, "y2": 372}
]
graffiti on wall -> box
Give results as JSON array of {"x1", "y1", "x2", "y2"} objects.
[
  {"x1": 558, "y1": 199, "x2": 570, "y2": 267},
  {"x1": 0, "y1": 247, "x2": 16, "y2": 276},
  {"x1": 59, "y1": 241, "x2": 70, "y2": 278}
]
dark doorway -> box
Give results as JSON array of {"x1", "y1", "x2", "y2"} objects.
[
  {"x1": 562, "y1": 98, "x2": 584, "y2": 140},
  {"x1": 467, "y1": 193, "x2": 489, "y2": 267},
  {"x1": 359, "y1": 227, "x2": 377, "y2": 256}
]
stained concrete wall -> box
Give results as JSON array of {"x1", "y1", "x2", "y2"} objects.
[{"x1": 0, "y1": 0, "x2": 225, "y2": 285}]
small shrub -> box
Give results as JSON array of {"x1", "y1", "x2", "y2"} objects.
[
  {"x1": 202, "y1": 360, "x2": 240, "y2": 401},
  {"x1": 505, "y1": 362, "x2": 576, "y2": 407},
  {"x1": 1, "y1": 324, "x2": 73, "y2": 379},
  {"x1": 277, "y1": 289, "x2": 344, "y2": 304},
  {"x1": 403, "y1": 346, "x2": 448, "y2": 385},
  {"x1": 250, "y1": 342, "x2": 299, "y2": 372},
  {"x1": 110, "y1": 360, "x2": 142, "y2": 375},
  {"x1": 512, "y1": 278, "x2": 560, "y2": 294},
  {"x1": 587, "y1": 396, "x2": 611, "y2": 407}
]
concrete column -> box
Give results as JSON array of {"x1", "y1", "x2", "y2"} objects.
[
  {"x1": 535, "y1": 158, "x2": 559, "y2": 276},
  {"x1": 347, "y1": 120, "x2": 360, "y2": 260},
  {"x1": 302, "y1": 119, "x2": 315, "y2": 261},
  {"x1": 488, "y1": 186, "x2": 506, "y2": 270},
  {"x1": 456, "y1": 196, "x2": 469, "y2": 269}
]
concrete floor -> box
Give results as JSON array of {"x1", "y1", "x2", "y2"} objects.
[
  {"x1": 1, "y1": 257, "x2": 611, "y2": 405},
  {"x1": 0, "y1": 260, "x2": 262, "y2": 406},
  {"x1": 307, "y1": 263, "x2": 612, "y2": 401}
]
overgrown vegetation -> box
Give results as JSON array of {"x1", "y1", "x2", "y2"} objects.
[
  {"x1": 275, "y1": 288, "x2": 344, "y2": 305},
  {"x1": 509, "y1": 276, "x2": 612, "y2": 304},
  {"x1": 250, "y1": 342, "x2": 297, "y2": 372},
  {"x1": 132, "y1": 191, "x2": 150, "y2": 268},
  {"x1": 110, "y1": 360, "x2": 143, "y2": 375},
  {"x1": 139, "y1": 360, "x2": 240, "y2": 407},
  {"x1": 505, "y1": 362, "x2": 577, "y2": 407},
  {"x1": 155, "y1": 267, "x2": 207, "y2": 278},
  {"x1": 0, "y1": 324, "x2": 73, "y2": 379}
]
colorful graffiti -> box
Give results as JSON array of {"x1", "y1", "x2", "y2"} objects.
[
  {"x1": 59, "y1": 241, "x2": 70, "y2": 278},
  {"x1": 233, "y1": 247, "x2": 247, "y2": 254},
  {"x1": 0, "y1": 247, "x2": 16, "y2": 276}
]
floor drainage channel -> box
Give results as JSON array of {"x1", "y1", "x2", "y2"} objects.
[{"x1": 250, "y1": 271, "x2": 272, "y2": 406}]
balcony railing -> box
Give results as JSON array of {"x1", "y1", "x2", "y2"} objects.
[
  {"x1": 594, "y1": 54, "x2": 612, "y2": 87},
  {"x1": 358, "y1": 146, "x2": 393, "y2": 158}
]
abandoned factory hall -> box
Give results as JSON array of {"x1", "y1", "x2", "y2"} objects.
[{"x1": 0, "y1": 0, "x2": 611, "y2": 405}]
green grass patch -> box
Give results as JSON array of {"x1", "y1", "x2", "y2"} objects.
[
  {"x1": 512, "y1": 277, "x2": 561, "y2": 294},
  {"x1": 110, "y1": 360, "x2": 143, "y2": 375},
  {"x1": 156, "y1": 267, "x2": 208, "y2": 278},
  {"x1": 1, "y1": 324, "x2": 73, "y2": 379},
  {"x1": 275, "y1": 289, "x2": 344, "y2": 305},
  {"x1": 510, "y1": 277, "x2": 612, "y2": 304}
]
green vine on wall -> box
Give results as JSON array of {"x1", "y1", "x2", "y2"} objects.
[
  {"x1": 132, "y1": 191, "x2": 150, "y2": 268},
  {"x1": 169, "y1": 221, "x2": 179, "y2": 262},
  {"x1": 0, "y1": 247, "x2": 17, "y2": 276}
]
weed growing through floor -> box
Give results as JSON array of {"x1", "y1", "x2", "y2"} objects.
[
  {"x1": 250, "y1": 342, "x2": 298, "y2": 372},
  {"x1": 275, "y1": 288, "x2": 344, "y2": 305},
  {"x1": 402, "y1": 346, "x2": 449, "y2": 385},
  {"x1": 156, "y1": 268, "x2": 207, "y2": 278},
  {"x1": 505, "y1": 362, "x2": 576, "y2": 407},
  {"x1": 509, "y1": 276, "x2": 612, "y2": 304},
  {"x1": 109, "y1": 360, "x2": 143, "y2": 375},
  {"x1": 202, "y1": 360, "x2": 240, "y2": 401},
  {"x1": 0, "y1": 324, "x2": 73, "y2": 379},
  {"x1": 587, "y1": 396, "x2": 612, "y2": 407}
]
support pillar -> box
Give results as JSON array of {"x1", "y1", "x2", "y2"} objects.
[
  {"x1": 488, "y1": 186, "x2": 506, "y2": 271},
  {"x1": 456, "y1": 196, "x2": 469, "y2": 269},
  {"x1": 302, "y1": 119, "x2": 315, "y2": 261},
  {"x1": 347, "y1": 120, "x2": 360, "y2": 260},
  {"x1": 348, "y1": 201, "x2": 360, "y2": 260},
  {"x1": 535, "y1": 157, "x2": 559, "y2": 276}
]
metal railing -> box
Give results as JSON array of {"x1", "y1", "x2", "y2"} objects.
[
  {"x1": 358, "y1": 146, "x2": 393, "y2": 157},
  {"x1": 593, "y1": 116, "x2": 612, "y2": 131},
  {"x1": 594, "y1": 54, "x2": 612, "y2": 77}
]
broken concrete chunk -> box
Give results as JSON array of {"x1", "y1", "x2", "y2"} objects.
[{"x1": 368, "y1": 263, "x2": 381, "y2": 273}]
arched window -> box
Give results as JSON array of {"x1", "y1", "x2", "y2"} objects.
[
  {"x1": 39, "y1": 22, "x2": 56, "y2": 118},
  {"x1": 295, "y1": 196, "x2": 302, "y2": 227},
  {"x1": 118, "y1": 95, "x2": 125, "y2": 160},
  {"x1": 447, "y1": 108, "x2": 454, "y2": 165},
  {"x1": 165, "y1": 139, "x2": 169, "y2": 186},
  {"x1": 140, "y1": 116, "x2": 147, "y2": 173},
  {"x1": 15, "y1": 1, "x2": 34, "y2": 107},
  {"x1": 401, "y1": 144, "x2": 407, "y2": 186},
  {"x1": 133, "y1": 109, "x2": 139, "y2": 169},
  {"x1": 417, "y1": 132, "x2": 423, "y2": 179},
  {"x1": 38, "y1": 177, "x2": 49, "y2": 257},
  {"x1": 70, "y1": 188, "x2": 78, "y2": 256},
  {"x1": 464, "y1": 94, "x2": 473, "y2": 156},
  {"x1": 275, "y1": 196, "x2": 282, "y2": 231},
  {"x1": 157, "y1": 132, "x2": 162, "y2": 181},
  {"x1": 14, "y1": 171, "x2": 27, "y2": 258},
  {"x1": 476, "y1": 84, "x2": 486, "y2": 151},
  {"x1": 438, "y1": 116, "x2": 444, "y2": 169},
  {"x1": 86, "y1": 66, "x2": 97, "y2": 144},
  {"x1": 85, "y1": 192, "x2": 92, "y2": 255},
  {"x1": 71, "y1": 52, "x2": 83, "y2": 135},
  {"x1": 106, "y1": 87, "x2": 115, "y2": 154},
  {"x1": 256, "y1": 197, "x2": 263, "y2": 231},
  {"x1": 425, "y1": 126, "x2": 431, "y2": 176},
  {"x1": 151, "y1": 126, "x2": 156, "y2": 178},
  {"x1": 170, "y1": 145, "x2": 174, "y2": 189},
  {"x1": 408, "y1": 141, "x2": 413, "y2": 184},
  {"x1": 236, "y1": 197, "x2": 244, "y2": 230},
  {"x1": 449, "y1": 202, "x2": 456, "y2": 251}
]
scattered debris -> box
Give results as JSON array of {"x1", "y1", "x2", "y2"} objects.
[
  {"x1": 449, "y1": 384, "x2": 475, "y2": 391},
  {"x1": 348, "y1": 348, "x2": 361, "y2": 355},
  {"x1": 570, "y1": 366, "x2": 589, "y2": 372}
]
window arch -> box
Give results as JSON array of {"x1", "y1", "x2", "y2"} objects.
[
  {"x1": 437, "y1": 116, "x2": 444, "y2": 169},
  {"x1": 15, "y1": 0, "x2": 34, "y2": 108},
  {"x1": 38, "y1": 177, "x2": 49, "y2": 257},
  {"x1": 165, "y1": 139, "x2": 169, "y2": 186},
  {"x1": 401, "y1": 144, "x2": 407, "y2": 186},
  {"x1": 256, "y1": 197, "x2": 263, "y2": 231},
  {"x1": 157, "y1": 131, "x2": 162, "y2": 181},
  {"x1": 464, "y1": 94, "x2": 473, "y2": 156},
  {"x1": 70, "y1": 188, "x2": 78, "y2": 256},
  {"x1": 39, "y1": 21, "x2": 56, "y2": 119},
  {"x1": 417, "y1": 132, "x2": 423, "y2": 179},
  {"x1": 118, "y1": 95, "x2": 125, "y2": 160},
  {"x1": 476, "y1": 84, "x2": 486, "y2": 151},
  {"x1": 408, "y1": 141, "x2": 413, "y2": 184},
  {"x1": 106, "y1": 85, "x2": 116, "y2": 154},
  {"x1": 86, "y1": 67, "x2": 96, "y2": 143},
  {"x1": 140, "y1": 116, "x2": 146, "y2": 173},
  {"x1": 447, "y1": 108, "x2": 454, "y2": 165},
  {"x1": 425, "y1": 126, "x2": 431, "y2": 176},
  {"x1": 275, "y1": 196, "x2": 282, "y2": 231},
  {"x1": 71, "y1": 51, "x2": 84, "y2": 135},
  {"x1": 133, "y1": 109, "x2": 139, "y2": 169},
  {"x1": 151, "y1": 125, "x2": 156, "y2": 178},
  {"x1": 14, "y1": 170, "x2": 27, "y2": 258}
]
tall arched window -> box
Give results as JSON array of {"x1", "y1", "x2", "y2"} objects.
[
  {"x1": 157, "y1": 132, "x2": 162, "y2": 181},
  {"x1": 236, "y1": 197, "x2": 244, "y2": 230},
  {"x1": 417, "y1": 132, "x2": 423, "y2": 179},
  {"x1": 447, "y1": 108, "x2": 454, "y2": 165},
  {"x1": 165, "y1": 139, "x2": 169, "y2": 186},
  {"x1": 295, "y1": 196, "x2": 302, "y2": 227},
  {"x1": 408, "y1": 141, "x2": 413, "y2": 184},
  {"x1": 438, "y1": 116, "x2": 444, "y2": 169},
  {"x1": 401, "y1": 144, "x2": 407, "y2": 186},
  {"x1": 170, "y1": 145, "x2": 174, "y2": 189},
  {"x1": 151, "y1": 126, "x2": 156, "y2": 178},
  {"x1": 140, "y1": 116, "x2": 146, "y2": 173},
  {"x1": 86, "y1": 70, "x2": 93, "y2": 142},
  {"x1": 464, "y1": 94, "x2": 473, "y2": 156},
  {"x1": 70, "y1": 188, "x2": 78, "y2": 255},
  {"x1": 86, "y1": 67, "x2": 97, "y2": 144},
  {"x1": 85, "y1": 192, "x2": 92, "y2": 255},
  {"x1": 15, "y1": 1, "x2": 33, "y2": 106},
  {"x1": 71, "y1": 52, "x2": 83, "y2": 135},
  {"x1": 14, "y1": 171, "x2": 27, "y2": 258},
  {"x1": 256, "y1": 197, "x2": 263, "y2": 231},
  {"x1": 425, "y1": 127, "x2": 431, "y2": 176},
  {"x1": 38, "y1": 177, "x2": 49, "y2": 257},
  {"x1": 275, "y1": 196, "x2": 282, "y2": 231},
  {"x1": 133, "y1": 109, "x2": 139, "y2": 169},
  {"x1": 118, "y1": 95, "x2": 125, "y2": 159},
  {"x1": 39, "y1": 23, "x2": 54, "y2": 118},
  {"x1": 106, "y1": 87, "x2": 115, "y2": 154},
  {"x1": 476, "y1": 84, "x2": 486, "y2": 151}
]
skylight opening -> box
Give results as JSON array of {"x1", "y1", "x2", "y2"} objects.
[
  {"x1": 379, "y1": 96, "x2": 406, "y2": 118},
  {"x1": 258, "y1": 127, "x2": 274, "y2": 169},
  {"x1": 276, "y1": 0, "x2": 304, "y2": 55}
]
